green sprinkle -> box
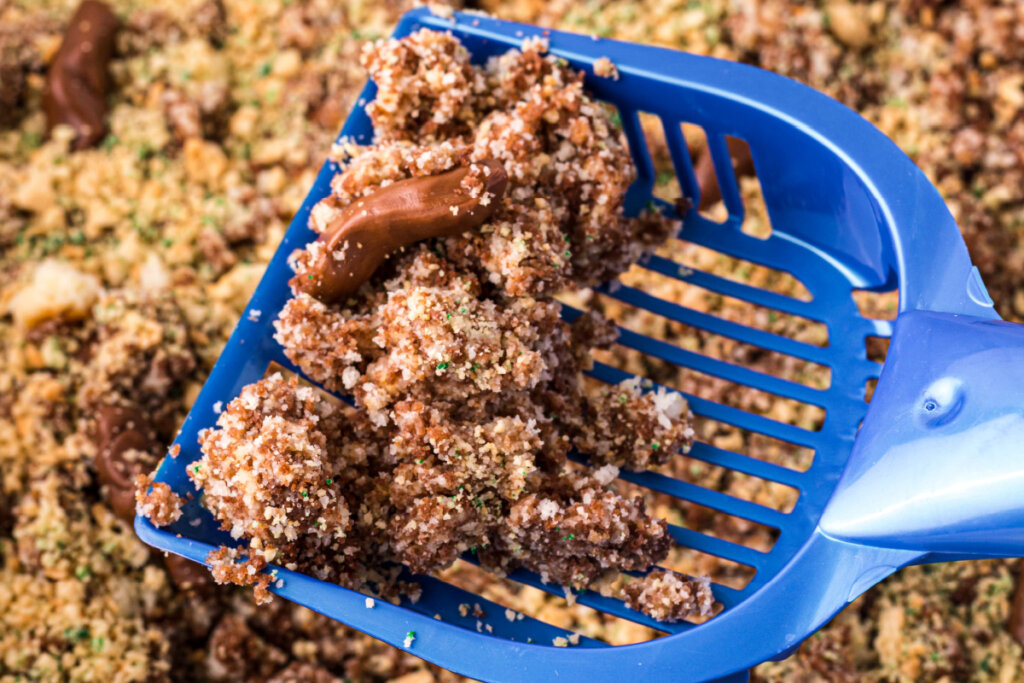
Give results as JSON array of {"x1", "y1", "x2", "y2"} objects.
[
  {"x1": 161, "y1": 237, "x2": 174, "y2": 248},
  {"x1": 259, "y1": 62, "x2": 272, "y2": 77},
  {"x1": 563, "y1": 250, "x2": 571, "y2": 258},
  {"x1": 651, "y1": 442, "x2": 660, "y2": 450},
  {"x1": 193, "y1": 465, "x2": 201, "y2": 473},
  {"x1": 326, "y1": 478, "x2": 333, "y2": 484},
  {"x1": 563, "y1": 235, "x2": 571, "y2": 242},
  {"x1": 91, "y1": 636, "x2": 105, "y2": 652},
  {"x1": 64, "y1": 626, "x2": 90, "y2": 641},
  {"x1": 472, "y1": 363, "x2": 481, "y2": 371},
  {"x1": 446, "y1": 313, "x2": 452, "y2": 319},
  {"x1": 458, "y1": 485, "x2": 464, "y2": 491},
  {"x1": 101, "y1": 134, "x2": 119, "y2": 151},
  {"x1": 569, "y1": 534, "x2": 575, "y2": 540},
  {"x1": 22, "y1": 131, "x2": 43, "y2": 149},
  {"x1": 619, "y1": 395, "x2": 627, "y2": 403},
  {"x1": 436, "y1": 362, "x2": 449, "y2": 370},
  {"x1": 308, "y1": 275, "x2": 314, "y2": 279},
  {"x1": 416, "y1": 459, "x2": 424, "y2": 464},
  {"x1": 301, "y1": 491, "x2": 309, "y2": 499},
  {"x1": 459, "y1": 307, "x2": 467, "y2": 314},
  {"x1": 75, "y1": 565, "x2": 90, "y2": 579}
]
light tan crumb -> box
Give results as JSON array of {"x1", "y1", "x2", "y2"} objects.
[{"x1": 593, "y1": 57, "x2": 619, "y2": 80}]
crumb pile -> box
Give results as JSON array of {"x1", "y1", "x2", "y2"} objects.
[
  {"x1": 3, "y1": 0, "x2": 1024, "y2": 680},
  {"x1": 187, "y1": 30, "x2": 706, "y2": 622}
]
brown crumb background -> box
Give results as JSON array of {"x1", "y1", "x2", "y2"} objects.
[{"x1": 0, "y1": 0, "x2": 1022, "y2": 681}]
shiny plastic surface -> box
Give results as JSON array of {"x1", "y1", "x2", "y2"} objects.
[
  {"x1": 136, "y1": 8, "x2": 1021, "y2": 682},
  {"x1": 821, "y1": 310, "x2": 1024, "y2": 555}
]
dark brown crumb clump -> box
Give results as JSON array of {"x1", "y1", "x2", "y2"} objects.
[{"x1": 180, "y1": 28, "x2": 699, "y2": 614}]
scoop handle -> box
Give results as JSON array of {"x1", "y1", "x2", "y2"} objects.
[{"x1": 820, "y1": 310, "x2": 1024, "y2": 557}]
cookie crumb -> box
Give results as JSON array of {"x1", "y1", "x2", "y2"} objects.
[
  {"x1": 593, "y1": 57, "x2": 619, "y2": 80},
  {"x1": 135, "y1": 480, "x2": 184, "y2": 527},
  {"x1": 623, "y1": 570, "x2": 715, "y2": 623}
]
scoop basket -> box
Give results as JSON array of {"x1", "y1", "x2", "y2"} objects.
[{"x1": 137, "y1": 8, "x2": 1024, "y2": 682}]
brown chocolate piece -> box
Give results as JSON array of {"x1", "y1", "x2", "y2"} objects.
[
  {"x1": 1009, "y1": 562, "x2": 1024, "y2": 646},
  {"x1": 43, "y1": 0, "x2": 119, "y2": 150},
  {"x1": 0, "y1": 61, "x2": 27, "y2": 129},
  {"x1": 93, "y1": 403, "x2": 157, "y2": 522},
  {"x1": 163, "y1": 553, "x2": 214, "y2": 593},
  {"x1": 311, "y1": 95, "x2": 345, "y2": 131},
  {"x1": 695, "y1": 137, "x2": 754, "y2": 210},
  {"x1": 294, "y1": 159, "x2": 509, "y2": 304}
]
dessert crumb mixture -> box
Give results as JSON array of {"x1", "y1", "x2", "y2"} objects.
[
  {"x1": 592, "y1": 57, "x2": 619, "y2": 80},
  {"x1": 184, "y1": 29, "x2": 709, "y2": 624},
  {"x1": 3, "y1": 0, "x2": 1024, "y2": 680},
  {"x1": 623, "y1": 570, "x2": 714, "y2": 623},
  {"x1": 134, "y1": 479, "x2": 184, "y2": 527}
]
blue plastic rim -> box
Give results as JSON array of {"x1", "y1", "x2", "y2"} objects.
[{"x1": 138, "y1": 8, "x2": 1024, "y2": 683}]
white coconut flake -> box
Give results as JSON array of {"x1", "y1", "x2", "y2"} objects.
[
  {"x1": 593, "y1": 464, "x2": 619, "y2": 486},
  {"x1": 537, "y1": 498, "x2": 559, "y2": 520},
  {"x1": 342, "y1": 367, "x2": 361, "y2": 390},
  {"x1": 651, "y1": 387, "x2": 686, "y2": 428}
]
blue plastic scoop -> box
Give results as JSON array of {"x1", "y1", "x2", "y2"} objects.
[{"x1": 137, "y1": 9, "x2": 1024, "y2": 682}]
